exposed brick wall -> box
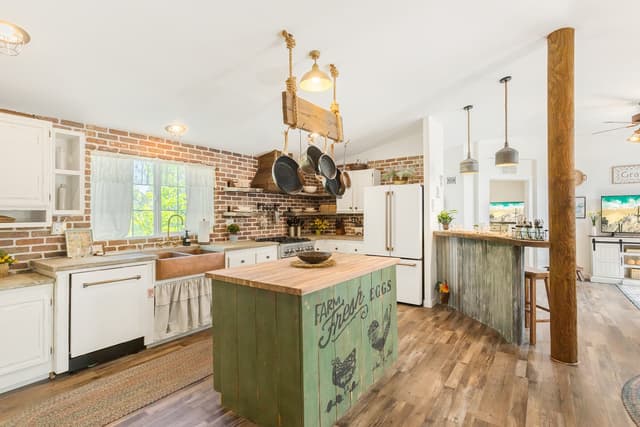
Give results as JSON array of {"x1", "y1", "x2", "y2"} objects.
[
  {"x1": 0, "y1": 109, "x2": 333, "y2": 270},
  {"x1": 351, "y1": 155, "x2": 424, "y2": 185},
  {"x1": 0, "y1": 109, "x2": 423, "y2": 271}
]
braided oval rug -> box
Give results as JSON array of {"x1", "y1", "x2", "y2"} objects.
[
  {"x1": 623, "y1": 375, "x2": 640, "y2": 426},
  {"x1": 2, "y1": 339, "x2": 212, "y2": 427}
]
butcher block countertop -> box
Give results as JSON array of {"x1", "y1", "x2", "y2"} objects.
[
  {"x1": 31, "y1": 252, "x2": 158, "y2": 273},
  {"x1": 433, "y1": 230, "x2": 550, "y2": 248},
  {"x1": 0, "y1": 272, "x2": 54, "y2": 291},
  {"x1": 206, "y1": 252, "x2": 399, "y2": 296}
]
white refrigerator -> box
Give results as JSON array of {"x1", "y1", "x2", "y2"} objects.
[{"x1": 363, "y1": 184, "x2": 423, "y2": 305}]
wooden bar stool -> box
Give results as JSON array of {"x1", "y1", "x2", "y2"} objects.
[{"x1": 524, "y1": 267, "x2": 550, "y2": 345}]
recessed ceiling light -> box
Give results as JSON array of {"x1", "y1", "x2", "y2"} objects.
[
  {"x1": 0, "y1": 20, "x2": 31, "y2": 56},
  {"x1": 164, "y1": 122, "x2": 188, "y2": 137}
]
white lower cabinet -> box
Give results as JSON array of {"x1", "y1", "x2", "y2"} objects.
[
  {"x1": 226, "y1": 246, "x2": 278, "y2": 268},
  {"x1": 0, "y1": 284, "x2": 53, "y2": 393},
  {"x1": 314, "y1": 240, "x2": 364, "y2": 254},
  {"x1": 396, "y1": 260, "x2": 423, "y2": 305}
]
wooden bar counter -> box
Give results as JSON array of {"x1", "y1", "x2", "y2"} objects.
[
  {"x1": 205, "y1": 253, "x2": 400, "y2": 427},
  {"x1": 434, "y1": 230, "x2": 549, "y2": 344}
]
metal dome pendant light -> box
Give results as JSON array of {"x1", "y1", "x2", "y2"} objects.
[
  {"x1": 460, "y1": 105, "x2": 479, "y2": 174},
  {"x1": 300, "y1": 50, "x2": 333, "y2": 92},
  {"x1": 495, "y1": 76, "x2": 519, "y2": 167}
]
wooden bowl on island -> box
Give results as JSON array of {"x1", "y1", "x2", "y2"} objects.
[{"x1": 297, "y1": 251, "x2": 332, "y2": 264}]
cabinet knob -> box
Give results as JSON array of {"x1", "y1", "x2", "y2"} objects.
[
  {"x1": 266, "y1": 256, "x2": 270, "y2": 259},
  {"x1": 241, "y1": 260, "x2": 245, "y2": 264}
]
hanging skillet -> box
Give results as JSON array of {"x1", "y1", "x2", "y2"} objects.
[
  {"x1": 300, "y1": 133, "x2": 322, "y2": 174},
  {"x1": 338, "y1": 140, "x2": 351, "y2": 192},
  {"x1": 323, "y1": 143, "x2": 342, "y2": 196},
  {"x1": 272, "y1": 128, "x2": 304, "y2": 194},
  {"x1": 317, "y1": 136, "x2": 337, "y2": 180}
]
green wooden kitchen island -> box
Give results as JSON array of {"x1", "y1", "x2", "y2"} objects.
[{"x1": 205, "y1": 253, "x2": 400, "y2": 427}]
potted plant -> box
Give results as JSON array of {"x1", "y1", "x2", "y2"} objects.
[
  {"x1": 382, "y1": 167, "x2": 415, "y2": 185},
  {"x1": 227, "y1": 223, "x2": 240, "y2": 242},
  {"x1": 0, "y1": 250, "x2": 16, "y2": 277},
  {"x1": 588, "y1": 211, "x2": 599, "y2": 236},
  {"x1": 312, "y1": 218, "x2": 330, "y2": 235},
  {"x1": 437, "y1": 209, "x2": 457, "y2": 230},
  {"x1": 436, "y1": 280, "x2": 450, "y2": 305}
]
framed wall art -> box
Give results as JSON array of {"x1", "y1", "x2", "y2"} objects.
[
  {"x1": 65, "y1": 229, "x2": 94, "y2": 258},
  {"x1": 575, "y1": 196, "x2": 586, "y2": 219},
  {"x1": 612, "y1": 164, "x2": 640, "y2": 184}
]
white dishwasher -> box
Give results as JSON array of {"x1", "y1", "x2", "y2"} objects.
[{"x1": 69, "y1": 264, "x2": 150, "y2": 371}]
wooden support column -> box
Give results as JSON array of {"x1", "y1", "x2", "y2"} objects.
[{"x1": 547, "y1": 27, "x2": 578, "y2": 364}]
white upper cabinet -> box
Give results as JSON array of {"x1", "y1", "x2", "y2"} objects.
[
  {"x1": 0, "y1": 113, "x2": 53, "y2": 227},
  {"x1": 336, "y1": 169, "x2": 380, "y2": 213}
]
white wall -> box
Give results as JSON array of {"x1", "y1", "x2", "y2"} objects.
[
  {"x1": 575, "y1": 132, "x2": 640, "y2": 276},
  {"x1": 490, "y1": 180, "x2": 526, "y2": 203},
  {"x1": 347, "y1": 120, "x2": 422, "y2": 163},
  {"x1": 423, "y1": 116, "x2": 445, "y2": 307}
]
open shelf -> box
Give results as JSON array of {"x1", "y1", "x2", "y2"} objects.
[
  {"x1": 53, "y1": 129, "x2": 85, "y2": 216},
  {"x1": 283, "y1": 212, "x2": 362, "y2": 217},
  {"x1": 222, "y1": 211, "x2": 261, "y2": 218},
  {"x1": 221, "y1": 187, "x2": 332, "y2": 198}
]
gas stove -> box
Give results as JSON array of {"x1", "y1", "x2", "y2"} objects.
[{"x1": 255, "y1": 236, "x2": 315, "y2": 258}]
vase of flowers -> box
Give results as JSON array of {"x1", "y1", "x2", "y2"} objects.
[
  {"x1": 312, "y1": 218, "x2": 330, "y2": 235},
  {"x1": 0, "y1": 250, "x2": 16, "y2": 277},
  {"x1": 588, "y1": 211, "x2": 599, "y2": 236},
  {"x1": 437, "y1": 209, "x2": 457, "y2": 231},
  {"x1": 437, "y1": 280, "x2": 450, "y2": 305},
  {"x1": 227, "y1": 223, "x2": 240, "y2": 242}
]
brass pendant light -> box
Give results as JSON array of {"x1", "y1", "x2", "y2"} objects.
[
  {"x1": 460, "y1": 105, "x2": 479, "y2": 174},
  {"x1": 628, "y1": 129, "x2": 640, "y2": 143},
  {"x1": 0, "y1": 20, "x2": 31, "y2": 56},
  {"x1": 299, "y1": 50, "x2": 333, "y2": 92},
  {"x1": 495, "y1": 76, "x2": 519, "y2": 167}
]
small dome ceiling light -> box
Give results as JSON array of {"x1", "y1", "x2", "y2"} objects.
[
  {"x1": 0, "y1": 20, "x2": 31, "y2": 56},
  {"x1": 164, "y1": 122, "x2": 188, "y2": 138}
]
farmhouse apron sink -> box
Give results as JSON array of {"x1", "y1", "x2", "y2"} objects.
[{"x1": 155, "y1": 248, "x2": 224, "y2": 280}]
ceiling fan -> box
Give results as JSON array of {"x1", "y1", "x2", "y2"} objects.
[{"x1": 592, "y1": 103, "x2": 640, "y2": 139}]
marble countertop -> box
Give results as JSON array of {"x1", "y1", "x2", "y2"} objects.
[
  {"x1": 31, "y1": 252, "x2": 158, "y2": 273},
  {"x1": 0, "y1": 272, "x2": 54, "y2": 291},
  {"x1": 200, "y1": 241, "x2": 279, "y2": 252},
  {"x1": 303, "y1": 234, "x2": 364, "y2": 241}
]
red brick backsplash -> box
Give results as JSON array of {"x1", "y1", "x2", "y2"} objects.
[
  {"x1": 0, "y1": 108, "x2": 423, "y2": 271},
  {"x1": 349, "y1": 156, "x2": 424, "y2": 185}
]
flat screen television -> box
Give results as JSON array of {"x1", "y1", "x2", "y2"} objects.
[
  {"x1": 489, "y1": 201, "x2": 524, "y2": 223},
  {"x1": 601, "y1": 195, "x2": 640, "y2": 234}
]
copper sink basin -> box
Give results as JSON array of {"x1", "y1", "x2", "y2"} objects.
[{"x1": 156, "y1": 248, "x2": 225, "y2": 281}]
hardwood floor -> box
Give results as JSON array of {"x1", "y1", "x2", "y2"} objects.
[{"x1": 1, "y1": 280, "x2": 638, "y2": 426}]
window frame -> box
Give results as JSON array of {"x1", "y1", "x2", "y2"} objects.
[{"x1": 127, "y1": 160, "x2": 190, "y2": 239}]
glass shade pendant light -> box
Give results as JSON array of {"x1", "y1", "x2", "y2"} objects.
[
  {"x1": 628, "y1": 129, "x2": 640, "y2": 143},
  {"x1": 495, "y1": 76, "x2": 519, "y2": 167},
  {"x1": 164, "y1": 122, "x2": 188, "y2": 138},
  {"x1": 299, "y1": 50, "x2": 333, "y2": 92},
  {"x1": 460, "y1": 105, "x2": 479, "y2": 174},
  {"x1": 0, "y1": 20, "x2": 31, "y2": 56}
]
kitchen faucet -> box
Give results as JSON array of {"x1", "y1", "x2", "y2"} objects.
[{"x1": 167, "y1": 214, "x2": 184, "y2": 240}]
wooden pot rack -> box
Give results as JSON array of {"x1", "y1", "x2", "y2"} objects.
[{"x1": 280, "y1": 30, "x2": 344, "y2": 143}]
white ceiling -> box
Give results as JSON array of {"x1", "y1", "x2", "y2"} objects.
[{"x1": 0, "y1": 0, "x2": 638, "y2": 156}]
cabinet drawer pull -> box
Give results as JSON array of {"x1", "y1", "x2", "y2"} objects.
[
  {"x1": 83, "y1": 275, "x2": 141, "y2": 288},
  {"x1": 398, "y1": 262, "x2": 417, "y2": 267}
]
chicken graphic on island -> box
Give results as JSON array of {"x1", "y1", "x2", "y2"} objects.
[
  {"x1": 326, "y1": 348, "x2": 358, "y2": 413},
  {"x1": 367, "y1": 304, "x2": 392, "y2": 369}
]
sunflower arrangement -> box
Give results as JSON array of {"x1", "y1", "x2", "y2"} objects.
[{"x1": 0, "y1": 250, "x2": 15, "y2": 265}]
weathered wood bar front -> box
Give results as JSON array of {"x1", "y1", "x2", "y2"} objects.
[
  {"x1": 205, "y1": 253, "x2": 400, "y2": 427},
  {"x1": 434, "y1": 231, "x2": 549, "y2": 344}
]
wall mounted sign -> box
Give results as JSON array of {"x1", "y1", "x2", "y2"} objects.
[
  {"x1": 612, "y1": 164, "x2": 640, "y2": 184},
  {"x1": 575, "y1": 196, "x2": 586, "y2": 219}
]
